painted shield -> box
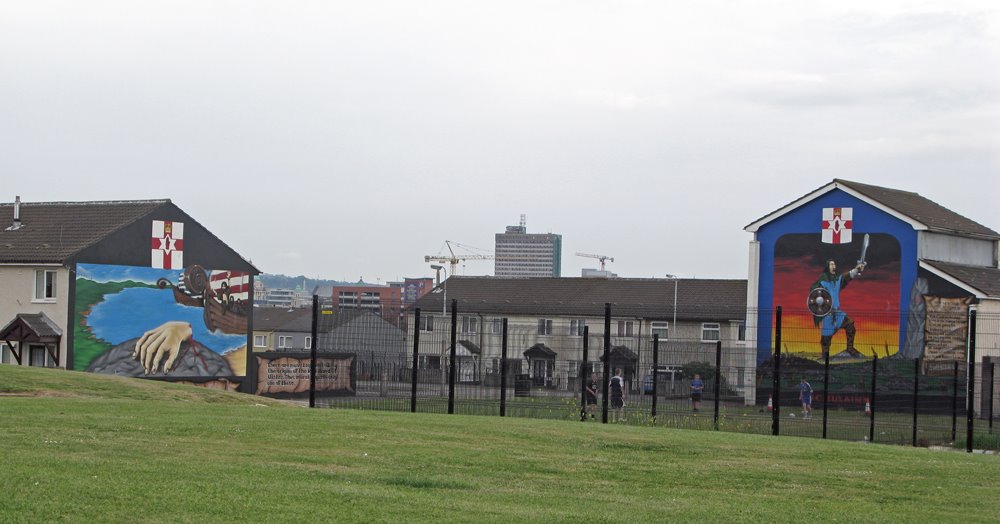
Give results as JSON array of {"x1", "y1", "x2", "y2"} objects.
[{"x1": 807, "y1": 287, "x2": 833, "y2": 317}]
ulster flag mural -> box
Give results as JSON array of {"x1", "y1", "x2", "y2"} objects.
[
  {"x1": 821, "y1": 207, "x2": 852, "y2": 244},
  {"x1": 151, "y1": 220, "x2": 184, "y2": 269}
]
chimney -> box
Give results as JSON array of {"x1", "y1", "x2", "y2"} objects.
[{"x1": 6, "y1": 196, "x2": 23, "y2": 231}]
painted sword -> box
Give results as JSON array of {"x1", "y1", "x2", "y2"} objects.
[{"x1": 856, "y1": 233, "x2": 870, "y2": 273}]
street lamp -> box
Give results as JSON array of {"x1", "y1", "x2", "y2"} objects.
[{"x1": 665, "y1": 274, "x2": 679, "y2": 338}]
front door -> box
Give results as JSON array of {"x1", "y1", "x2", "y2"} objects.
[{"x1": 532, "y1": 359, "x2": 553, "y2": 387}]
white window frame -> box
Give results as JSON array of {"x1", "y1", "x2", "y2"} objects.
[
  {"x1": 277, "y1": 335, "x2": 293, "y2": 349},
  {"x1": 650, "y1": 321, "x2": 669, "y2": 340},
  {"x1": 701, "y1": 323, "x2": 721, "y2": 342},
  {"x1": 617, "y1": 320, "x2": 634, "y2": 337},
  {"x1": 491, "y1": 319, "x2": 503, "y2": 334},
  {"x1": 461, "y1": 316, "x2": 479, "y2": 334},
  {"x1": 305, "y1": 337, "x2": 312, "y2": 350},
  {"x1": 33, "y1": 269, "x2": 57, "y2": 302},
  {"x1": 420, "y1": 315, "x2": 434, "y2": 332},
  {"x1": 253, "y1": 335, "x2": 267, "y2": 348},
  {"x1": 538, "y1": 319, "x2": 553, "y2": 336},
  {"x1": 1, "y1": 343, "x2": 14, "y2": 364},
  {"x1": 569, "y1": 319, "x2": 586, "y2": 337}
]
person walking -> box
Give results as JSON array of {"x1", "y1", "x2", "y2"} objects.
[
  {"x1": 690, "y1": 374, "x2": 705, "y2": 412},
  {"x1": 799, "y1": 378, "x2": 814, "y2": 419},
  {"x1": 609, "y1": 368, "x2": 626, "y2": 423},
  {"x1": 584, "y1": 372, "x2": 599, "y2": 420}
]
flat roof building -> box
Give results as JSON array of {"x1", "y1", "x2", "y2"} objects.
[{"x1": 494, "y1": 215, "x2": 562, "y2": 278}]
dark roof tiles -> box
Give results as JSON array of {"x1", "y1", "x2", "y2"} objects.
[
  {"x1": 0, "y1": 200, "x2": 168, "y2": 263},
  {"x1": 412, "y1": 277, "x2": 747, "y2": 320}
]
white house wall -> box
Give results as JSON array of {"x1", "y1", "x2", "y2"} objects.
[
  {"x1": 0, "y1": 265, "x2": 69, "y2": 368},
  {"x1": 919, "y1": 232, "x2": 997, "y2": 266}
]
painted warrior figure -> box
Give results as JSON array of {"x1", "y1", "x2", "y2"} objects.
[{"x1": 811, "y1": 259, "x2": 866, "y2": 356}]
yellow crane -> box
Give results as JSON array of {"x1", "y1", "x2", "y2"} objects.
[
  {"x1": 425, "y1": 241, "x2": 494, "y2": 277},
  {"x1": 575, "y1": 252, "x2": 614, "y2": 271}
]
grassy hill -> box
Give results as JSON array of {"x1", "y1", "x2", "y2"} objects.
[{"x1": 2, "y1": 365, "x2": 998, "y2": 523}]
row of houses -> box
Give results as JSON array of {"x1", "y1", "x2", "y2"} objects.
[{"x1": 3, "y1": 179, "x2": 999, "y2": 409}]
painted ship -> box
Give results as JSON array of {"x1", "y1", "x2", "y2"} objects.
[{"x1": 159, "y1": 265, "x2": 249, "y2": 335}]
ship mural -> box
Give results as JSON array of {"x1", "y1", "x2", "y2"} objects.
[{"x1": 75, "y1": 263, "x2": 249, "y2": 384}]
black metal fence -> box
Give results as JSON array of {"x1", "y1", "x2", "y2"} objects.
[{"x1": 266, "y1": 299, "x2": 1000, "y2": 451}]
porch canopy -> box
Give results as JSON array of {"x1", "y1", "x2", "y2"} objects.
[
  {"x1": 523, "y1": 343, "x2": 556, "y2": 360},
  {"x1": 0, "y1": 312, "x2": 62, "y2": 366}
]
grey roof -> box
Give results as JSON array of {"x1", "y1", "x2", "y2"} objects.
[
  {"x1": 253, "y1": 307, "x2": 313, "y2": 332},
  {"x1": 411, "y1": 276, "x2": 747, "y2": 321},
  {"x1": 0, "y1": 200, "x2": 169, "y2": 264},
  {"x1": 837, "y1": 179, "x2": 999, "y2": 238},
  {"x1": 0, "y1": 312, "x2": 63, "y2": 342},
  {"x1": 921, "y1": 260, "x2": 1000, "y2": 298},
  {"x1": 746, "y1": 179, "x2": 999, "y2": 239},
  {"x1": 457, "y1": 340, "x2": 481, "y2": 355},
  {"x1": 523, "y1": 343, "x2": 556, "y2": 358}
]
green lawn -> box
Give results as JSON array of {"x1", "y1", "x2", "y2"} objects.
[{"x1": 2, "y1": 365, "x2": 999, "y2": 523}]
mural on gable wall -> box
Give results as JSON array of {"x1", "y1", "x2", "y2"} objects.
[
  {"x1": 773, "y1": 207, "x2": 901, "y2": 360},
  {"x1": 773, "y1": 230, "x2": 901, "y2": 360},
  {"x1": 74, "y1": 263, "x2": 250, "y2": 386},
  {"x1": 759, "y1": 198, "x2": 977, "y2": 371}
]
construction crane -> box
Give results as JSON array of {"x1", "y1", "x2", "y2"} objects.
[
  {"x1": 425, "y1": 241, "x2": 494, "y2": 277},
  {"x1": 575, "y1": 252, "x2": 614, "y2": 271}
]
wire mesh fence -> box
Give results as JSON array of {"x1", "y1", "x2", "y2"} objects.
[{"x1": 253, "y1": 300, "x2": 1000, "y2": 451}]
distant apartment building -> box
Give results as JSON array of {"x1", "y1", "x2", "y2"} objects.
[
  {"x1": 393, "y1": 277, "x2": 434, "y2": 306},
  {"x1": 494, "y1": 216, "x2": 562, "y2": 278},
  {"x1": 331, "y1": 281, "x2": 403, "y2": 322}
]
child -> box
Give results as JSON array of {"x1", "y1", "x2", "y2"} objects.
[
  {"x1": 799, "y1": 378, "x2": 813, "y2": 419},
  {"x1": 609, "y1": 368, "x2": 626, "y2": 422}
]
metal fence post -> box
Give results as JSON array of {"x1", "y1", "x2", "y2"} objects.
[
  {"x1": 581, "y1": 326, "x2": 590, "y2": 421},
  {"x1": 869, "y1": 356, "x2": 878, "y2": 443},
  {"x1": 411, "y1": 308, "x2": 420, "y2": 413},
  {"x1": 966, "y1": 309, "x2": 977, "y2": 453},
  {"x1": 448, "y1": 299, "x2": 457, "y2": 415},
  {"x1": 990, "y1": 362, "x2": 995, "y2": 433},
  {"x1": 651, "y1": 334, "x2": 659, "y2": 420},
  {"x1": 952, "y1": 360, "x2": 959, "y2": 442},
  {"x1": 309, "y1": 295, "x2": 318, "y2": 408},
  {"x1": 772, "y1": 306, "x2": 782, "y2": 436},
  {"x1": 714, "y1": 340, "x2": 722, "y2": 431},
  {"x1": 500, "y1": 318, "x2": 508, "y2": 417},
  {"x1": 822, "y1": 349, "x2": 830, "y2": 439},
  {"x1": 602, "y1": 303, "x2": 611, "y2": 424},
  {"x1": 912, "y1": 357, "x2": 920, "y2": 447}
]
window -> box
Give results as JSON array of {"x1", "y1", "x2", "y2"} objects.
[
  {"x1": 537, "y1": 319, "x2": 553, "y2": 336},
  {"x1": 462, "y1": 316, "x2": 478, "y2": 334},
  {"x1": 1, "y1": 343, "x2": 14, "y2": 364},
  {"x1": 732, "y1": 320, "x2": 747, "y2": 341},
  {"x1": 569, "y1": 319, "x2": 586, "y2": 337},
  {"x1": 34, "y1": 270, "x2": 56, "y2": 301},
  {"x1": 29, "y1": 345, "x2": 54, "y2": 368},
  {"x1": 702, "y1": 323, "x2": 721, "y2": 342},
  {"x1": 253, "y1": 335, "x2": 267, "y2": 348},
  {"x1": 650, "y1": 322, "x2": 669, "y2": 340},
  {"x1": 491, "y1": 319, "x2": 503, "y2": 334},
  {"x1": 305, "y1": 337, "x2": 312, "y2": 350},
  {"x1": 617, "y1": 320, "x2": 634, "y2": 337},
  {"x1": 338, "y1": 292, "x2": 357, "y2": 308},
  {"x1": 418, "y1": 355, "x2": 441, "y2": 369},
  {"x1": 420, "y1": 315, "x2": 434, "y2": 332},
  {"x1": 278, "y1": 336, "x2": 293, "y2": 349}
]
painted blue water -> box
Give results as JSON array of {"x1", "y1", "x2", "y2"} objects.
[{"x1": 88, "y1": 287, "x2": 245, "y2": 353}]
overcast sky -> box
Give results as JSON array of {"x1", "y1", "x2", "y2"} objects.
[{"x1": 2, "y1": 1, "x2": 998, "y2": 283}]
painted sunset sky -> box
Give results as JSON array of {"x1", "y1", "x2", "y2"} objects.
[{"x1": 772, "y1": 234, "x2": 901, "y2": 358}]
